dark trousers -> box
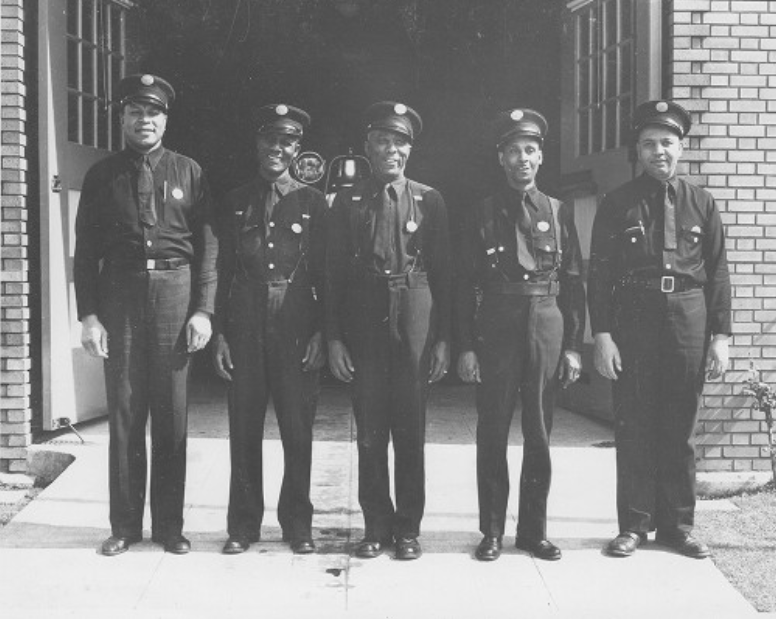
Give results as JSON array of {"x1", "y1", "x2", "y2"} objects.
[
  {"x1": 475, "y1": 294, "x2": 563, "y2": 541},
  {"x1": 225, "y1": 279, "x2": 318, "y2": 541},
  {"x1": 101, "y1": 266, "x2": 191, "y2": 540},
  {"x1": 346, "y1": 276, "x2": 435, "y2": 540},
  {"x1": 612, "y1": 287, "x2": 707, "y2": 536}
]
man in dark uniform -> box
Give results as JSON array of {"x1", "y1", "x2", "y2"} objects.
[
  {"x1": 456, "y1": 109, "x2": 586, "y2": 562},
  {"x1": 326, "y1": 101, "x2": 452, "y2": 561},
  {"x1": 74, "y1": 74, "x2": 218, "y2": 556},
  {"x1": 588, "y1": 100, "x2": 731, "y2": 559},
  {"x1": 213, "y1": 104, "x2": 327, "y2": 555}
]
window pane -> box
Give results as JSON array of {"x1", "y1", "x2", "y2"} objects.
[
  {"x1": 620, "y1": 0, "x2": 632, "y2": 40},
  {"x1": 83, "y1": 45, "x2": 95, "y2": 95},
  {"x1": 604, "y1": 0, "x2": 617, "y2": 48},
  {"x1": 591, "y1": 55, "x2": 598, "y2": 105},
  {"x1": 68, "y1": 92, "x2": 81, "y2": 143},
  {"x1": 578, "y1": 60, "x2": 589, "y2": 107},
  {"x1": 67, "y1": 0, "x2": 79, "y2": 37},
  {"x1": 592, "y1": 106, "x2": 602, "y2": 153},
  {"x1": 620, "y1": 42, "x2": 632, "y2": 95},
  {"x1": 605, "y1": 50, "x2": 617, "y2": 98},
  {"x1": 619, "y1": 96, "x2": 632, "y2": 147},
  {"x1": 605, "y1": 100, "x2": 617, "y2": 149},
  {"x1": 578, "y1": 11, "x2": 590, "y2": 57},
  {"x1": 98, "y1": 103, "x2": 109, "y2": 149},
  {"x1": 111, "y1": 8, "x2": 123, "y2": 54},
  {"x1": 112, "y1": 107, "x2": 123, "y2": 151},
  {"x1": 579, "y1": 110, "x2": 590, "y2": 156},
  {"x1": 68, "y1": 39, "x2": 80, "y2": 90},
  {"x1": 83, "y1": 98, "x2": 96, "y2": 147},
  {"x1": 82, "y1": 0, "x2": 94, "y2": 43},
  {"x1": 112, "y1": 56, "x2": 123, "y2": 101}
]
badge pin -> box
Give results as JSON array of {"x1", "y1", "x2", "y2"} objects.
[
  {"x1": 141, "y1": 74, "x2": 155, "y2": 86},
  {"x1": 394, "y1": 103, "x2": 408, "y2": 115},
  {"x1": 656, "y1": 101, "x2": 669, "y2": 113},
  {"x1": 276, "y1": 104, "x2": 289, "y2": 116},
  {"x1": 291, "y1": 223, "x2": 303, "y2": 234},
  {"x1": 537, "y1": 221, "x2": 550, "y2": 232},
  {"x1": 510, "y1": 110, "x2": 524, "y2": 121},
  {"x1": 405, "y1": 220, "x2": 418, "y2": 233},
  {"x1": 691, "y1": 225, "x2": 701, "y2": 233},
  {"x1": 171, "y1": 188, "x2": 184, "y2": 200}
]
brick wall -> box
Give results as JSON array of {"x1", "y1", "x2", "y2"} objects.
[
  {"x1": 671, "y1": 0, "x2": 776, "y2": 472},
  {"x1": 1, "y1": 0, "x2": 31, "y2": 473}
]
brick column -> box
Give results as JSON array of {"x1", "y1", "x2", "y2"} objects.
[
  {"x1": 1, "y1": 0, "x2": 31, "y2": 473},
  {"x1": 671, "y1": 0, "x2": 776, "y2": 473}
]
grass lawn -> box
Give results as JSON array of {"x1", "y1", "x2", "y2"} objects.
[{"x1": 695, "y1": 482, "x2": 776, "y2": 613}]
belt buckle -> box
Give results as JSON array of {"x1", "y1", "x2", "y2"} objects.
[
  {"x1": 146, "y1": 259, "x2": 155, "y2": 270},
  {"x1": 660, "y1": 275, "x2": 675, "y2": 293}
]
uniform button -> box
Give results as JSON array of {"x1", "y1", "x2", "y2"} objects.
[
  {"x1": 545, "y1": 245, "x2": 551, "y2": 251},
  {"x1": 269, "y1": 222, "x2": 275, "y2": 228},
  {"x1": 631, "y1": 238, "x2": 637, "y2": 243},
  {"x1": 268, "y1": 263, "x2": 275, "y2": 270},
  {"x1": 524, "y1": 274, "x2": 530, "y2": 280},
  {"x1": 498, "y1": 246, "x2": 504, "y2": 252},
  {"x1": 146, "y1": 240, "x2": 152, "y2": 247},
  {"x1": 666, "y1": 264, "x2": 672, "y2": 270},
  {"x1": 268, "y1": 242, "x2": 274, "y2": 248}
]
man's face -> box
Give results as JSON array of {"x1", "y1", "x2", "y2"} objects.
[
  {"x1": 498, "y1": 136, "x2": 543, "y2": 190},
  {"x1": 636, "y1": 125, "x2": 683, "y2": 181},
  {"x1": 365, "y1": 130, "x2": 412, "y2": 183},
  {"x1": 121, "y1": 102, "x2": 167, "y2": 152},
  {"x1": 257, "y1": 132, "x2": 300, "y2": 180}
]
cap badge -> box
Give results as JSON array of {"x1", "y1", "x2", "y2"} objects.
[
  {"x1": 171, "y1": 188, "x2": 184, "y2": 200},
  {"x1": 276, "y1": 104, "x2": 289, "y2": 116},
  {"x1": 510, "y1": 110, "x2": 524, "y2": 121},
  {"x1": 394, "y1": 103, "x2": 408, "y2": 115},
  {"x1": 656, "y1": 101, "x2": 669, "y2": 113},
  {"x1": 140, "y1": 74, "x2": 155, "y2": 86},
  {"x1": 291, "y1": 223, "x2": 303, "y2": 234},
  {"x1": 405, "y1": 220, "x2": 418, "y2": 233},
  {"x1": 537, "y1": 221, "x2": 550, "y2": 232}
]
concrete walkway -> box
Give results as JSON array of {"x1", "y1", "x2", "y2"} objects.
[{"x1": 0, "y1": 382, "x2": 758, "y2": 619}]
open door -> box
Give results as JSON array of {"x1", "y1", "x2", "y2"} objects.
[
  {"x1": 38, "y1": 0, "x2": 131, "y2": 430},
  {"x1": 558, "y1": 0, "x2": 664, "y2": 420}
]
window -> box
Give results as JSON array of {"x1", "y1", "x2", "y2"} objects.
[
  {"x1": 574, "y1": 0, "x2": 634, "y2": 156},
  {"x1": 67, "y1": 0, "x2": 133, "y2": 150}
]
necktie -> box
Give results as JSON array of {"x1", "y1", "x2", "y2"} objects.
[
  {"x1": 374, "y1": 184, "x2": 397, "y2": 272},
  {"x1": 264, "y1": 183, "x2": 282, "y2": 235},
  {"x1": 137, "y1": 155, "x2": 156, "y2": 227},
  {"x1": 663, "y1": 182, "x2": 677, "y2": 251},
  {"x1": 514, "y1": 192, "x2": 536, "y2": 272}
]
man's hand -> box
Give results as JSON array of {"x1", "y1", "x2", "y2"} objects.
[
  {"x1": 707, "y1": 334, "x2": 729, "y2": 380},
  {"x1": 457, "y1": 350, "x2": 481, "y2": 384},
  {"x1": 428, "y1": 341, "x2": 450, "y2": 383},
  {"x1": 186, "y1": 310, "x2": 212, "y2": 353},
  {"x1": 213, "y1": 334, "x2": 233, "y2": 381},
  {"x1": 81, "y1": 314, "x2": 109, "y2": 358},
  {"x1": 328, "y1": 339, "x2": 355, "y2": 382},
  {"x1": 594, "y1": 332, "x2": 622, "y2": 381},
  {"x1": 302, "y1": 331, "x2": 326, "y2": 372},
  {"x1": 559, "y1": 350, "x2": 582, "y2": 388}
]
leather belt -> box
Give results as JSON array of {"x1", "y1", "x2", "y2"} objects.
[
  {"x1": 482, "y1": 280, "x2": 559, "y2": 296},
  {"x1": 618, "y1": 274, "x2": 702, "y2": 293},
  {"x1": 111, "y1": 257, "x2": 189, "y2": 271}
]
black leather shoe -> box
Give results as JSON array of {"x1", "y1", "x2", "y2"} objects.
[
  {"x1": 475, "y1": 536, "x2": 502, "y2": 561},
  {"x1": 155, "y1": 534, "x2": 190, "y2": 554},
  {"x1": 656, "y1": 532, "x2": 710, "y2": 559},
  {"x1": 101, "y1": 534, "x2": 141, "y2": 556},
  {"x1": 607, "y1": 531, "x2": 647, "y2": 557},
  {"x1": 291, "y1": 539, "x2": 316, "y2": 554},
  {"x1": 354, "y1": 537, "x2": 392, "y2": 559},
  {"x1": 394, "y1": 537, "x2": 422, "y2": 560},
  {"x1": 223, "y1": 536, "x2": 252, "y2": 555},
  {"x1": 515, "y1": 537, "x2": 562, "y2": 561}
]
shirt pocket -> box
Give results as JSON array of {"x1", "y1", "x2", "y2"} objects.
[
  {"x1": 532, "y1": 230, "x2": 558, "y2": 270},
  {"x1": 617, "y1": 221, "x2": 648, "y2": 261},
  {"x1": 679, "y1": 223, "x2": 705, "y2": 260}
]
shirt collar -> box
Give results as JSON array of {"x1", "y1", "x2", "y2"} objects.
[
  {"x1": 125, "y1": 145, "x2": 165, "y2": 169},
  {"x1": 369, "y1": 176, "x2": 408, "y2": 200}
]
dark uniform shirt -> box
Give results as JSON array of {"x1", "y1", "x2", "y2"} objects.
[
  {"x1": 325, "y1": 176, "x2": 452, "y2": 344},
  {"x1": 213, "y1": 175, "x2": 327, "y2": 335},
  {"x1": 587, "y1": 173, "x2": 731, "y2": 336},
  {"x1": 74, "y1": 146, "x2": 218, "y2": 319},
  {"x1": 456, "y1": 184, "x2": 586, "y2": 353}
]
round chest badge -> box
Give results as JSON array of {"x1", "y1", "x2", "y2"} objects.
[
  {"x1": 405, "y1": 220, "x2": 418, "y2": 233},
  {"x1": 171, "y1": 187, "x2": 184, "y2": 200},
  {"x1": 537, "y1": 221, "x2": 550, "y2": 232},
  {"x1": 291, "y1": 223, "x2": 303, "y2": 234}
]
